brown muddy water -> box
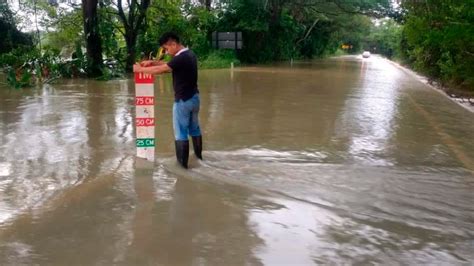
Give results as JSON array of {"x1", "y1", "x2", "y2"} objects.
[{"x1": 0, "y1": 55, "x2": 473, "y2": 265}]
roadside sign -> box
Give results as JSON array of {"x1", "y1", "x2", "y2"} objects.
[{"x1": 212, "y1": 32, "x2": 243, "y2": 50}]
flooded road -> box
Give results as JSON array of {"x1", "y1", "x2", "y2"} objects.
[{"x1": 0, "y1": 55, "x2": 473, "y2": 264}]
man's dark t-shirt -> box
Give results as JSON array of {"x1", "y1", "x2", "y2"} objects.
[{"x1": 167, "y1": 49, "x2": 199, "y2": 101}]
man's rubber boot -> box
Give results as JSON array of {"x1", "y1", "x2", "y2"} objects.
[
  {"x1": 192, "y1": 135, "x2": 203, "y2": 160},
  {"x1": 175, "y1": 140, "x2": 189, "y2": 169}
]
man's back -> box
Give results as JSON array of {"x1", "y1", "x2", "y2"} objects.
[{"x1": 167, "y1": 49, "x2": 199, "y2": 102}]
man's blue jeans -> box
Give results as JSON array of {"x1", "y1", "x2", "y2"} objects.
[{"x1": 173, "y1": 93, "x2": 201, "y2": 141}]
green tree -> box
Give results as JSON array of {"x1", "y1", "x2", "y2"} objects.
[
  {"x1": 98, "y1": 0, "x2": 151, "y2": 71},
  {"x1": 216, "y1": 0, "x2": 391, "y2": 62},
  {"x1": 330, "y1": 14, "x2": 373, "y2": 54},
  {"x1": 0, "y1": 2, "x2": 33, "y2": 53},
  {"x1": 401, "y1": 0, "x2": 474, "y2": 91},
  {"x1": 42, "y1": 7, "x2": 84, "y2": 55},
  {"x1": 364, "y1": 18, "x2": 401, "y2": 58},
  {"x1": 82, "y1": 0, "x2": 103, "y2": 76}
]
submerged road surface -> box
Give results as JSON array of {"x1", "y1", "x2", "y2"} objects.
[{"x1": 0, "y1": 56, "x2": 473, "y2": 264}]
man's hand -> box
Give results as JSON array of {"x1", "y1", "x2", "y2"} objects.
[
  {"x1": 140, "y1": 60, "x2": 155, "y2": 67},
  {"x1": 133, "y1": 64, "x2": 142, "y2": 73},
  {"x1": 140, "y1": 60, "x2": 166, "y2": 67},
  {"x1": 133, "y1": 63, "x2": 171, "y2": 75}
]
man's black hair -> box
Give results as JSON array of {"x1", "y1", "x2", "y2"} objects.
[{"x1": 159, "y1": 32, "x2": 180, "y2": 46}]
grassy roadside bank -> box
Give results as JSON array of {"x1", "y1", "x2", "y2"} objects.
[{"x1": 385, "y1": 56, "x2": 474, "y2": 112}]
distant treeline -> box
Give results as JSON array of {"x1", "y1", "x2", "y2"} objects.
[{"x1": 0, "y1": 0, "x2": 472, "y2": 92}]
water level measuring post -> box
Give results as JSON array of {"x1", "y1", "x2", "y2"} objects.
[{"x1": 135, "y1": 72, "x2": 155, "y2": 161}]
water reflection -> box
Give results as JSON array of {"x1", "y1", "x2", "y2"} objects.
[
  {"x1": 250, "y1": 198, "x2": 333, "y2": 265},
  {"x1": 133, "y1": 173, "x2": 264, "y2": 265},
  {"x1": 125, "y1": 159, "x2": 156, "y2": 265},
  {"x1": 335, "y1": 57, "x2": 402, "y2": 165}
]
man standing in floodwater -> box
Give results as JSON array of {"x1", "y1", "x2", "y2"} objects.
[{"x1": 133, "y1": 32, "x2": 203, "y2": 169}]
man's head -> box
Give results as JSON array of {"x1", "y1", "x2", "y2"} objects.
[{"x1": 159, "y1": 32, "x2": 183, "y2": 56}]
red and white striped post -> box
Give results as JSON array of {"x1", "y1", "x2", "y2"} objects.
[{"x1": 135, "y1": 72, "x2": 155, "y2": 161}]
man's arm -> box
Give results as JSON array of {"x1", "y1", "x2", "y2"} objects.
[
  {"x1": 133, "y1": 63, "x2": 172, "y2": 75},
  {"x1": 140, "y1": 60, "x2": 167, "y2": 67}
]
